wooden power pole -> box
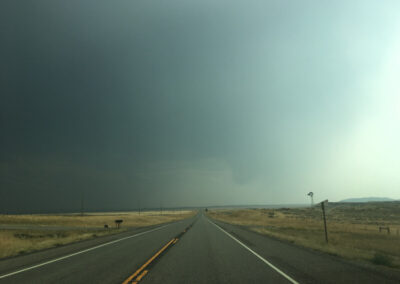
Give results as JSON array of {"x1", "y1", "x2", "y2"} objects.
[{"x1": 321, "y1": 199, "x2": 328, "y2": 243}]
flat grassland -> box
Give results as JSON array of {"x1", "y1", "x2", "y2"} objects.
[
  {"x1": 208, "y1": 202, "x2": 400, "y2": 269},
  {"x1": 0, "y1": 210, "x2": 195, "y2": 259}
]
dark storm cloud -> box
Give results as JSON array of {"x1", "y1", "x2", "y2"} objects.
[
  {"x1": 1, "y1": 0, "x2": 246, "y2": 212},
  {"x1": 2, "y1": 0, "x2": 235, "y2": 160},
  {"x1": 1, "y1": 1, "x2": 400, "y2": 212}
]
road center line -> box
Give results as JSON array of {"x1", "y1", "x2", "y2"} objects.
[
  {"x1": 207, "y1": 219, "x2": 300, "y2": 284},
  {"x1": 122, "y1": 238, "x2": 176, "y2": 284},
  {"x1": 0, "y1": 224, "x2": 171, "y2": 280},
  {"x1": 122, "y1": 222, "x2": 193, "y2": 284},
  {"x1": 134, "y1": 270, "x2": 148, "y2": 283}
]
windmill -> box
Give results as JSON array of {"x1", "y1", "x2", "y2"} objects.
[{"x1": 307, "y1": 192, "x2": 314, "y2": 207}]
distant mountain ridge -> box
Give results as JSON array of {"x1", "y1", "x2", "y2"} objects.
[{"x1": 340, "y1": 197, "x2": 395, "y2": 203}]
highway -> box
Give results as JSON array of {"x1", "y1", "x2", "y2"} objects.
[{"x1": 0, "y1": 213, "x2": 399, "y2": 284}]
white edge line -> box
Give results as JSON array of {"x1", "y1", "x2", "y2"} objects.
[
  {"x1": 0, "y1": 224, "x2": 170, "y2": 279},
  {"x1": 207, "y1": 219, "x2": 300, "y2": 284}
]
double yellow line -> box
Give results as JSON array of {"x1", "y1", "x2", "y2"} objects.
[
  {"x1": 122, "y1": 238, "x2": 179, "y2": 284},
  {"x1": 122, "y1": 222, "x2": 194, "y2": 284}
]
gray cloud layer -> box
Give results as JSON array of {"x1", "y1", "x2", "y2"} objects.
[{"x1": 1, "y1": 0, "x2": 400, "y2": 212}]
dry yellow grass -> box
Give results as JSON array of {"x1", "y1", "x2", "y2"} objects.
[
  {"x1": 0, "y1": 229, "x2": 115, "y2": 259},
  {"x1": 208, "y1": 203, "x2": 400, "y2": 269},
  {"x1": 0, "y1": 210, "x2": 195, "y2": 259},
  {"x1": 0, "y1": 210, "x2": 194, "y2": 228}
]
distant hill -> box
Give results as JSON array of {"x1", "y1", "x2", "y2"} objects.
[{"x1": 340, "y1": 197, "x2": 395, "y2": 203}]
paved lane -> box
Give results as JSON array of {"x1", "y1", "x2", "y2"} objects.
[
  {"x1": 0, "y1": 217, "x2": 195, "y2": 284},
  {"x1": 144, "y1": 214, "x2": 293, "y2": 283},
  {"x1": 144, "y1": 214, "x2": 400, "y2": 284},
  {"x1": 1, "y1": 212, "x2": 399, "y2": 284}
]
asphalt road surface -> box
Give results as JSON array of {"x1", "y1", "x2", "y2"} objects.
[{"x1": 1, "y1": 213, "x2": 399, "y2": 284}]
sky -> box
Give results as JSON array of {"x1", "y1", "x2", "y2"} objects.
[{"x1": 1, "y1": 0, "x2": 400, "y2": 213}]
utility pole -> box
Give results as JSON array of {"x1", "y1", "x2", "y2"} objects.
[
  {"x1": 138, "y1": 195, "x2": 141, "y2": 215},
  {"x1": 321, "y1": 199, "x2": 328, "y2": 243},
  {"x1": 80, "y1": 191, "x2": 84, "y2": 216}
]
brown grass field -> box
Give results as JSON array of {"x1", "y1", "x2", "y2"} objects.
[
  {"x1": 0, "y1": 210, "x2": 195, "y2": 259},
  {"x1": 208, "y1": 202, "x2": 400, "y2": 269}
]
